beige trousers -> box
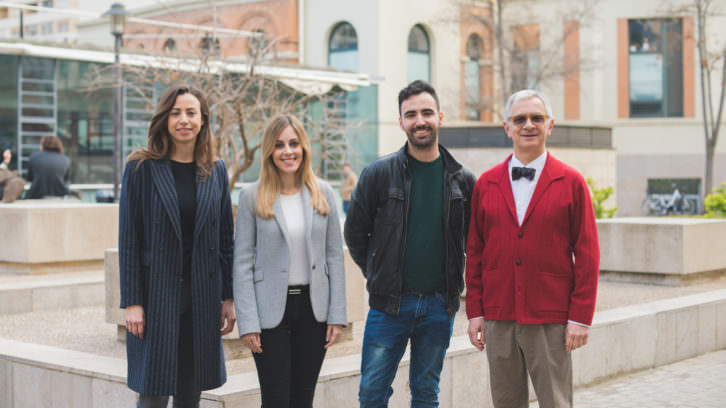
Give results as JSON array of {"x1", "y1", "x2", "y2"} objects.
[{"x1": 485, "y1": 320, "x2": 572, "y2": 408}]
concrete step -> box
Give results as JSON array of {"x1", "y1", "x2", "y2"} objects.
[{"x1": 0, "y1": 270, "x2": 104, "y2": 315}]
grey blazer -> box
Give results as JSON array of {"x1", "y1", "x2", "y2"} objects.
[{"x1": 233, "y1": 180, "x2": 346, "y2": 336}]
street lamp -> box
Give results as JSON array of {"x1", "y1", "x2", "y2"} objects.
[{"x1": 103, "y1": 2, "x2": 128, "y2": 202}]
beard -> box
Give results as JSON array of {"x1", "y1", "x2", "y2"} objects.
[{"x1": 405, "y1": 125, "x2": 438, "y2": 150}]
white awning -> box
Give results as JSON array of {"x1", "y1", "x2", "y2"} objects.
[{"x1": 0, "y1": 41, "x2": 370, "y2": 91}]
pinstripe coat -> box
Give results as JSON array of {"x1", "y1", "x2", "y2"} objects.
[{"x1": 119, "y1": 158, "x2": 234, "y2": 395}]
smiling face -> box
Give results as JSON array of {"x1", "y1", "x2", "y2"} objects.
[
  {"x1": 503, "y1": 96, "x2": 554, "y2": 163},
  {"x1": 272, "y1": 125, "x2": 303, "y2": 177},
  {"x1": 167, "y1": 93, "x2": 203, "y2": 150},
  {"x1": 399, "y1": 92, "x2": 443, "y2": 151}
]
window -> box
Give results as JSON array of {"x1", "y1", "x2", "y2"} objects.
[
  {"x1": 510, "y1": 25, "x2": 540, "y2": 93},
  {"x1": 628, "y1": 19, "x2": 683, "y2": 117},
  {"x1": 200, "y1": 34, "x2": 221, "y2": 56},
  {"x1": 57, "y1": 21, "x2": 69, "y2": 33},
  {"x1": 407, "y1": 24, "x2": 430, "y2": 83},
  {"x1": 41, "y1": 22, "x2": 53, "y2": 35},
  {"x1": 328, "y1": 22, "x2": 358, "y2": 72},
  {"x1": 465, "y1": 34, "x2": 482, "y2": 120},
  {"x1": 248, "y1": 29, "x2": 268, "y2": 59},
  {"x1": 163, "y1": 38, "x2": 176, "y2": 52}
]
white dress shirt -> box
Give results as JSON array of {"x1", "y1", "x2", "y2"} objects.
[{"x1": 508, "y1": 152, "x2": 547, "y2": 226}]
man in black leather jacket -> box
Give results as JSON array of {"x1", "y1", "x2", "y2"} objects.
[{"x1": 344, "y1": 80, "x2": 475, "y2": 407}]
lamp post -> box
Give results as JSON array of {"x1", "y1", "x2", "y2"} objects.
[{"x1": 103, "y1": 2, "x2": 128, "y2": 202}]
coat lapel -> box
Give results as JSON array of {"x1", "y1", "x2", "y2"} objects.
[
  {"x1": 150, "y1": 159, "x2": 182, "y2": 242},
  {"x1": 302, "y1": 186, "x2": 314, "y2": 266},
  {"x1": 193, "y1": 164, "x2": 215, "y2": 241},
  {"x1": 521, "y1": 153, "x2": 564, "y2": 227},
  {"x1": 489, "y1": 155, "x2": 518, "y2": 225},
  {"x1": 272, "y1": 196, "x2": 290, "y2": 245}
]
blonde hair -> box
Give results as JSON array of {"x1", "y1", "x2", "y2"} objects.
[{"x1": 256, "y1": 114, "x2": 329, "y2": 219}]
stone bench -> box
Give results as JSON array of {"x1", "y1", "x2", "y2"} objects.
[
  {"x1": 4, "y1": 289, "x2": 726, "y2": 407},
  {"x1": 105, "y1": 247, "x2": 368, "y2": 358},
  {"x1": 597, "y1": 217, "x2": 726, "y2": 285},
  {"x1": 0, "y1": 271, "x2": 104, "y2": 315},
  {"x1": 0, "y1": 201, "x2": 118, "y2": 274}
]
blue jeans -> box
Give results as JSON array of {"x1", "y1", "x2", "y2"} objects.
[{"x1": 359, "y1": 293, "x2": 454, "y2": 408}]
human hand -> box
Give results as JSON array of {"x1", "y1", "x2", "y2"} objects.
[
  {"x1": 565, "y1": 323, "x2": 589, "y2": 352},
  {"x1": 325, "y1": 324, "x2": 344, "y2": 349},
  {"x1": 220, "y1": 299, "x2": 236, "y2": 335},
  {"x1": 242, "y1": 333, "x2": 262, "y2": 353},
  {"x1": 468, "y1": 318, "x2": 486, "y2": 351},
  {"x1": 125, "y1": 305, "x2": 145, "y2": 340}
]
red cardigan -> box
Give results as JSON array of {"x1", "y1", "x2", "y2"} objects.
[{"x1": 465, "y1": 153, "x2": 599, "y2": 325}]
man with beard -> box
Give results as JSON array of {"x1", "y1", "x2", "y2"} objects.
[{"x1": 344, "y1": 80, "x2": 475, "y2": 407}]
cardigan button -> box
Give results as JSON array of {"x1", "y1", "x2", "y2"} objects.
[
  {"x1": 515, "y1": 258, "x2": 521, "y2": 266},
  {"x1": 518, "y1": 231, "x2": 523, "y2": 238},
  {"x1": 312, "y1": 265, "x2": 316, "y2": 270}
]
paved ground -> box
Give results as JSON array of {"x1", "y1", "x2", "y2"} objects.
[{"x1": 530, "y1": 349, "x2": 726, "y2": 408}]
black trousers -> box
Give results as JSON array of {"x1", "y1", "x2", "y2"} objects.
[
  {"x1": 138, "y1": 278, "x2": 201, "y2": 408},
  {"x1": 253, "y1": 286, "x2": 327, "y2": 408}
]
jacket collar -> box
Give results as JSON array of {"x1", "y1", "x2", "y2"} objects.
[
  {"x1": 149, "y1": 158, "x2": 217, "y2": 243},
  {"x1": 395, "y1": 143, "x2": 464, "y2": 176},
  {"x1": 149, "y1": 158, "x2": 183, "y2": 242},
  {"x1": 486, "y1": 151, "x2": 566, "y2": 227}
]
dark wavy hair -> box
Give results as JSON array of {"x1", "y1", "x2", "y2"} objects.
[
  {"x1": 398, "y1": 79, "x2": 440, "y2": 116},
  {"x1": 128, "y1": 85, "x2": 214, "y2": 177}
]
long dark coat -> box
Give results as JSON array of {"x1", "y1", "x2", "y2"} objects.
[{"x1": 119, "y1": 158, "x2": 234, "y2": 395}]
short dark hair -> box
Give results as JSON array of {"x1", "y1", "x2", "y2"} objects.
[
  {"x1": 398, "y1": 80, "x2": 439, "y2": 115},
  {"x1": 41, "y1": 136, "x2": 64, "y2": 153}
]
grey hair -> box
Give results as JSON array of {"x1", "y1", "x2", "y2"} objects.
[{"x1": 504, "y1": 89, "x2": 554, "y2": 122}]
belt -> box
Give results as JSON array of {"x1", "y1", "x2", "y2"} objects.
[{"x1": 287, "y1": 285, "x2": 309, "y2": 295}]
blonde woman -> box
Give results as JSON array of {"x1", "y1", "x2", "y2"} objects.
[{"x1": 233, "y1": 114, "x2": 346, "y2": 407}]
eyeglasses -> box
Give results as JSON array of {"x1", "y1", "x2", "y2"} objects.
[{"x1": 508, "y1": 114, "x2": 548, "y2": 126}]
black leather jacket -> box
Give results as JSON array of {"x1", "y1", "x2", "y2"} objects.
[{"x1": 344, "y1": 144, "x2": 476, "y2": 316}]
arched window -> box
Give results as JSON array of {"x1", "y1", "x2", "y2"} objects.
[
  {"x1": 200, "y1": 34, "x2": 221, "y2": 56},
  {"x1": 465, "y1": 34, "x2": 483, "y2": 120},
  {"x1": 328, "y1": 22, "x2": 359, "y2": 72},
  {"x1": 407, "y1": 24, "x2": 430, "y2": 83},
  {"x1": 163, "y1": 38, "x2": 176, "y2": 52},
  {"x1": 248, "y1": 29, "x2": 269, "y2": 58}
]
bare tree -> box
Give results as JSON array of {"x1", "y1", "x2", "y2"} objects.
[
  {"x1": 456, "y1": 0, "x2": 600, "y2": 120},
  {"x1": 692, "y1": 0, "x2": 725, "y2": 204},
  {"x1": 85, "y1": 34, "x2": 363, "y2": 190}
]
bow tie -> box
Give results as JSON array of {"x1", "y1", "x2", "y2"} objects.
[{"x1": 512, "y1": 166, "x2": 535, "y2": 181}]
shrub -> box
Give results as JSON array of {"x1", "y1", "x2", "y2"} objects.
[
  {"x1": 704, "y1": 182, "x2": 726, "y2": 218},
  {"x1": 586, "y1": 177, "x2": 618, "y2": 218}
]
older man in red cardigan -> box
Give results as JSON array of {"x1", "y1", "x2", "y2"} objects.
[{"x1": 465, "y1": 89, "x2": 599, "y2": 408}]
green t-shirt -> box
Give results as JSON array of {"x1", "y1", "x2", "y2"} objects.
[{"x1": 402, "y1": 154, "x2": 446, "y2": 293}]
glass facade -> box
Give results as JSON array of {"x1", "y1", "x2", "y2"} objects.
[
  {"x1": 56, "y1": 59, "x2": 114, "y2": 184},
  {"x1": 0, "y1": 51, "x2": 378, "y2": 189},
  {"x1": 0, "y1": 55, "x2": 17, "y2": 169}
]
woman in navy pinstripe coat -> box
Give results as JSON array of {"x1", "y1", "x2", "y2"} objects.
[{"x1": 119, "y1": 85, "x2": 236, "y2": 408}]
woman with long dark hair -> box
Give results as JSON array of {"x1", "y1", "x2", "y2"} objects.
[
  {"x1": 233, "y1": 114, "x2": 346, "y2": 407},
  {"x1": 119, "y1": 85, "x2": 236, "y2": 408}
]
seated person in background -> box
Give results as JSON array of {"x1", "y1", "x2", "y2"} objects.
[
  {"x1": 26, "y1": 136, "x2": 75, "y2": 199},
  {"x1": 1, "y1": 148, "x2": 11, "y2": 170},
  {"x1": 0, "y1": 149, "x2": 26, "y2": 203}
]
